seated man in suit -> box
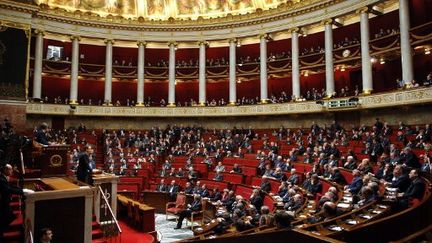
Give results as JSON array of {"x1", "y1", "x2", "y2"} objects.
[
  {"x1": 249, "y1": 189, "x2": 263, "y2": 210},
  {"x1": 344, "y1": 169, "x2": 363, "y2": 195},
  {"x1": 397, "y1": 169, "x2": 426, "y2": 208},
  {"x1": 183, "y1": 182, "x2": 194, "y2": 194},
  {"x1": 384, "y1": 165, "x2": 411, "y2": 193},
  {"x1": 287, "y1": 168, "x2": 299, "y2": 186},
  {"x1": 174, "y1": 194, "x2": 202, "y2": 229},
  {"x1": 156, "y1": 179, "x2": 167, "y2": 192},
  {"x1": 200, "y1": 184, "x2": 210, "y2": 198},
  {"x1": 306, "y1": 174, "x2": 323, "y2": 196},
  {"x1": 210, "y1": 188, "x2": 222, "y2": 202},
  {"x1": 260, "y1": 177, "x2": 271, "y2": 193},
  {"x1": 167, "y1": 180, "x2": 179, "y2": 199},
  {"x1": 230, "y1": 163, "x2": 243, "y2": 174}
]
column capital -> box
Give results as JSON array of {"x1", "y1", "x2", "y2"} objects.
[
  {"x1": 258, "y1": 33, "x2": 270, "y2": 40},
  {"x1": 168, "y1": 41, "x2": 178, "y2": 47},
  {"x1": 198, "y1": 41, "x2": 208, "y2": 47},
  {"x1": 356, "y1": 6, "x2": 369, "y2": 14},
  {"x1": 137, "y1": 41, "x2": 147, "y2": 47},
  {"x1": 70, "y1": 35, "x2": 81, "y2": 41},
  {"x1": 34, "y1": 29, "x2": 45, "y2": 36},
  {"x1": 104, "y1": 39, "x2": 114, "y2": 45},
  {"x1": 289, "y1": 27, "x2": 300, "y2": 33},
  {"x1": 321, "y1": 18, "x2": 334, "y2": 26},
  {"x1": 228, "y1": 38, "x2": 238, "y2": 44}
]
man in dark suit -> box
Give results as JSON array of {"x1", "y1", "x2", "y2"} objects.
[
  {"x1": 221, "y1": 190, "x2": 236, "y2": 211},
  {"x1": 249, "y1": 189, "x2": 263, "y2": 210},
  {"x1": 174, "y1": 195, "x2": 202, "y2": 229},
  {"x1": 287, "y1": 169, "x2": 299, "y2": 185},
  {"x1": 260, "y1": 177, "x2": 271, "y2": 193},
  {"x1": 307, "y1": 174, "x2": 323, "y2": 196},
  {"x1": 76, "y1": 146, "x2": 93, "y2": 184},
  {"x1": 156, "y1": 179, "x2": 167, "y2": 192},
  {"x1": 200, "y1": 184, "x2": 210, "y2": 198},
  {"x1": 1, "y1": 164, "x2": 33, "y2": 236},
  {"x1": 386, "y1": 165, "x2": 411, "y2": 192},
  {"x1": 35, "y1": 123, "x2": 50, "y2": 145},
  {"x1": 401, "y1": 148, "x2": 421, "y2": 169},
  {"x1": 328, "y1": 168, "x2": 347, "y2": 185},
  {"x1": 345, "y1": 170, "x2": 363, "y2": 195},
  {"x1": 183, "y1": 182, "x2": 194, "y2": 194},
  {"x1": 399, "y1": 169, "x2": 425, "y2": 200},
  {"x1": 167, "y1": 180, "x2": 179, "y2": 198},
  {"x1": 397, "y1": 169, "x2": 426, "y2": 208}
]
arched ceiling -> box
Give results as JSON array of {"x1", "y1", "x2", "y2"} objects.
[{"x1": 35, "y1": 0, "x2": 296, "y2": 21}]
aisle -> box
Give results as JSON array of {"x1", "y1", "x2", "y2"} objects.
[{"x1": 155, "y1": 214, "x2": 194, "y2": 243}]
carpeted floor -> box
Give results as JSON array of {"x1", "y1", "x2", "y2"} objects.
[
  {"x1": 155, "y1": 214, "x2": 195, "y2": 243},
  {"x1": 118, "y1": 221, "x2": 155, "y2": 243},
  {"x1": 119, "y1": 214, "x2": 195, "y2": 243}
]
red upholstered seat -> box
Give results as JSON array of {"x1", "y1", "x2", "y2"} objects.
[{"x1": 165, "y1": 193, "x2": 186, "y2": 220}]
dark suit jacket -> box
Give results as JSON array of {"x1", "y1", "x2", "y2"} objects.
[
  {"x1": 0, "y1": 174, "x2": 23, "y2": 229},
  {"x1": 308, "y1": 182, "x2": 323, "y2": 195},
  {"x1": 250, "y1": 195, "x2": 263, "y2": 210},
  {"x1": 404, "y1": 178, "x2": 425, "y2": 200},
  {"x1": 288, "y1": 174, "x2": 299, "y2": 185},
  {"x1": 391, "y1": 175, "x2": 411, "y2": 192},
  {"x1": 210, "y1": 191, "x2": 222, "y2": 202},
  {"x1": 35, "y1": 130, "x2": 49, "y2": 145},
  {"x1": 260, "y1": 181, "x2": 271, "y2": 193},
  {"x1": 189, "y1": 199, "x2": 202, "y2": 212},
  {"x1": 200, "y1": 189, "x2": 210, "y2": 198},
  {"x1": 330, "y1": 172, "x2": 347, "y2": 185},
  {"x1": 184, "y1": 186, "x2": 194, "y2": 194},
  {"x1": 348, "y1": 176, "x2": 363, "y2": 194},
  {"x1": 156, "y1": 184, "x2": 167, "y2": 192},
  {"x1": 167, "y1": 185, "x2": 179, "y2": 195},
  {"x1": 77, "y1": 153, "x2": 92, "y2": 184}
]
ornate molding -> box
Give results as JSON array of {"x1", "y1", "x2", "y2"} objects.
[
  {"x1": 26, "y1": 87, "x2": 432, "y2": 117},
  {"x1": 0, "y1": 0, "x2": 391, "y2": 41}
]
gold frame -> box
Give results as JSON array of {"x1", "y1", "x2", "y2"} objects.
[{"x1": 0, "y1": 19, "x2": 31, "y2": 100}]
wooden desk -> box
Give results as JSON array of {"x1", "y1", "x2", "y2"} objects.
[
  {"x1": 41, "y1": 177, "x2": 80, "y2": 190},
  {"x1": 142, "y1": 190, "x2": 171, "y2": 213},
  {"x1": 118, "y1": 194, "x2": 155, "y2": 233}
]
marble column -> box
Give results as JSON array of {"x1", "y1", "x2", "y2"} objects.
[
  {"x1": 291, "y1": 28, "x2": 300, "y2": 100},
  {"x1": 260, "y1": 34, "x2": 268, "y2": 103},
  {"x1": 229, "y1": 39, "x2": 237, "y2": 105},
  {"x1": 104, "y1": 39, "x2": 114, "y2": 105},
  {"x1": 168, "y1": 42, "x2": 176, "y2": 106},
  {"x1": 324, "y1": 20, "x2": 335, "y2": 97},
  {"x1": 136, "y1": 41, "x2": 146, "y2": 106},
  {"x1": 33, "y1": 30, "x2": 44, "y2": 100},
  {"x1": 69, "y1": 36, "x2": 80, "y2": 104},
  {"x1": 359, "y1": 8, "x2": 373, "y2": 94},
  {"x1": 198, "y1": 41, "x2": 207, "y2": 106},
  {"x1": 399, "y1": 0, "x2": 413, "y2": 84}
]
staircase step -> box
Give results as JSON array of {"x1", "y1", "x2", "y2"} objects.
[
  {"x1": 92, "y1": 221, "x2": 100, "y2": 229},
  {"x1": 92, "y1": 239, "x2": 107, "y2": 243},
  {"x1": 92, "y1": 229, "x2": 104, "y2": 239},
  {"x1": 3, "y1": 230, "x2": 21, "y2": 240}
]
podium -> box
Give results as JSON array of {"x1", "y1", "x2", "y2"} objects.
[
  {"x1": 23, "y1": 177, "x2": 94, "y2": 243},
  {"x1": 93, "y1": 173, "x2": 119, "y2": 224},
  {"x1": 38, "y1": 145, "x2": 70, "y2": 177}
]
